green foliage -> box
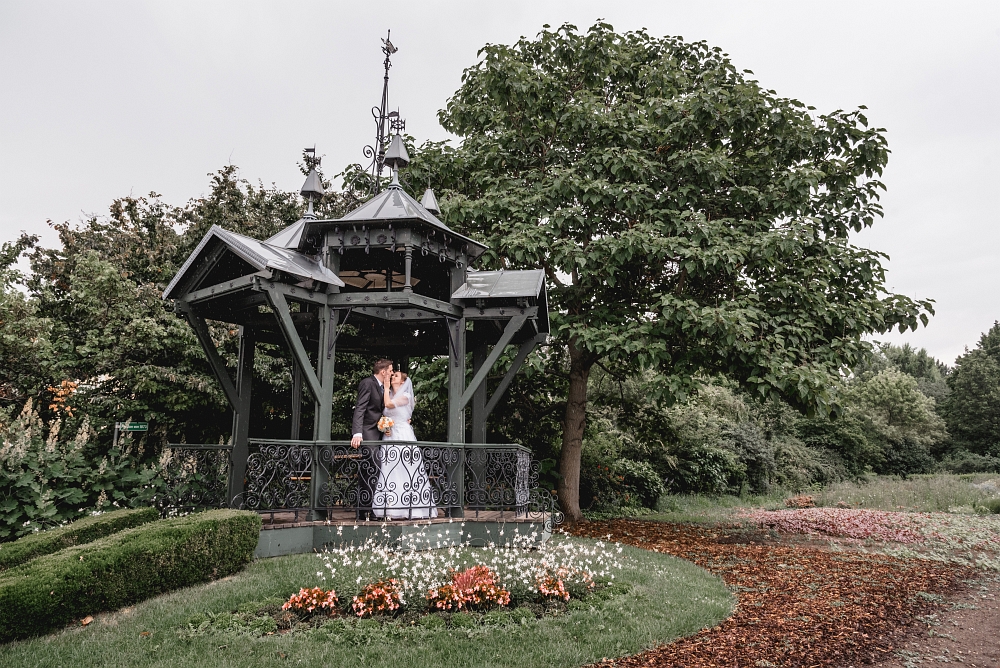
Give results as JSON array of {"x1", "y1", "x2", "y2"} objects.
[
  {"x1": 0, "y1": 506, "x2": 157, "y2": 571},
  {"x1": 418, "y1": 21, "x2": 931, "y2": 412},
  {"x1": 937, "y1": 451, "x2": 1000, "y2": 474},
  {"x1": 843, "y1": 369, "x2": 946, "y2": 476},
  {"x1": 772, "y1": 436, "x2": 846, "y2": 492},
  {"x1": 944, "y1": 321, "x2": 1000, "y2": 456},
  {"x1": 0, "y1": 400, "x2": 157, "y2": 540},
  {"x1": 0, "y1": 509, "x2": 260, "y2": 642}
]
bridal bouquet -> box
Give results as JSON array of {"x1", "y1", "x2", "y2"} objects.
[{"x1": 377, "y1": 416, "x2": 394, "y2": 435}]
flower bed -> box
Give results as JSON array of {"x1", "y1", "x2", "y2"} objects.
[{"x1": 181, "y1": 526, "x2": 625, "y2": 636}]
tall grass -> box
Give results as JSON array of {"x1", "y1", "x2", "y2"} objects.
[
  {"x1": 644, "y1": 473, "x2": 1000, "y2": 524},
  {"x1": 814, "y1": 473, "x2": 1000, "y2": 513}
]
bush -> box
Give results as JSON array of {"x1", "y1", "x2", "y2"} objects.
[
  {"x1": 773, "y1": 437, "x2": 845, "y2": 492},
  {"x1": 0, "y1": 509, "x2": 261, "y2": 642},
  {"x1": 0, "y1": 400, "x2": 152, "y2": 540},
  {"x1": 0, "y1": 506, "x2": 158, "y2": 571},
  {"x1": 938, "y1": 450, "x2": 1000, "y2": 474},
  {"x1": 580, "y1": 457, "x2": 665, "y2": 511}
]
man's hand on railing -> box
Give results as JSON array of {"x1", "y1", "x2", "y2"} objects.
[{"x1": 350, "y1": 435, "x2": 362, "y2": 448}]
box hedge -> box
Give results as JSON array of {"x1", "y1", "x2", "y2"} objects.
[
  {"x1": 0, "y1": 509, "x2": 261, "y2": 642},
  {"x1": 0, "y1": 507, "x2": 159, "y2": 572}
]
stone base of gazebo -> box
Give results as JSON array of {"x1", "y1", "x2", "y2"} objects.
[{"x1": 254, "y1": 512, "x2": 552, "y2": 558}]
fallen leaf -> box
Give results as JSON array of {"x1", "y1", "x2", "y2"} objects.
[{"x1": 139, "y1": 631, "x2": 151, "y2": 638}]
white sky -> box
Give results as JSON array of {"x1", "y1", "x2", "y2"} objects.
[{"x1": 1, "y1": 1, "x2": 998, "y2": 365}]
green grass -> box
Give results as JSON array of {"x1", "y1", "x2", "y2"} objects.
[
  {"x1": 632, "y1": 473, "x2": 1000, "y2": 525},
  {"x1": 2, "y1": 539, "x2": 732, "y2": 668},
  {"x1": 813, "y1": 473, "x2": 1000, "y2": 513}
]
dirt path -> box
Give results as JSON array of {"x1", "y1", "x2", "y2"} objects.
[
  {"x1": 872, "y1": 574, "x2": 1000, "y2": 667},
  {"x1": 571, "y1": 520, "x2": 984, "y2": 667}
]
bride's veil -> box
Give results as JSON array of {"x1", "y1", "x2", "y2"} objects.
[{"x1": 398, "y1": 377, "x2": 415, "y2": 421}]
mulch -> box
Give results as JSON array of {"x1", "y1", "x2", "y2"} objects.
[{"x1": 570, "y1": 520, "x2": 975, "y2": 667}]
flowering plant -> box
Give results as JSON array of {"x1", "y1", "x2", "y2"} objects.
[
  {"x1": 282, "y1": 587, "x2": 339, "y2": 615},
  {"x1": 351, "y1": 579, "x2": 402, "y2": 617},
  {"x1": 318, "y1": 525, "x2": 624, "y2": 612},
  {"x1": 377, "y1": 416, "x2": 394, "y2": 435},
  {"x1": 427, "y1": 565, "x2": 511, "y2": 611}
]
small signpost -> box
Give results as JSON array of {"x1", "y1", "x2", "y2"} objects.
[{"x1": 113, "y1": 421, "x2": 148, "y2": 447}]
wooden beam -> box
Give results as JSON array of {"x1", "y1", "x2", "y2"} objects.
[
  {"x1": 458, "y1": 314, "x2": 527, "y2": 409},
  {"x1": 329, "y1": 292, "x2": 463, "y2": 318},
  {"x1": 265, "y1": 287, "x2": 323, "y2": 402},
  {"x1": 228, "y1": 326, "x2": 255, "y2": 507},
  {"x1": 183, "y1": 308, "x2": 238, "y2": 409},
  {"x1": 483, "y1": 333, "x2": 545, "y2": 419},
  {"x1": 464, "y1": 305, "x2": 538, "y2": 320},
  {"x1": 253, "y1": 279, "x2": 330, "y2": 305},
  {"x1": 179, "y1": 273, "x2": 257, "y2": 304}
]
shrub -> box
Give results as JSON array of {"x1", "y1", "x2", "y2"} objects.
[
  {"x1": 0, "y1": 509, "x2": 260, "y2": 642},
  {"x1": 580, "y1": 457, "x2": 665, "y2": 511},
  {"x1": 773, "y1": 437, "x2": 846, "y2": 492},
  {"x1": 0, "y1": 506, "x2": 158, "y2": 571},
  {"x1": 938, "y1": 450, "x2": 1000, "y2": 474},
  {"x1": 0, "y1": 400, "x2": 152, "y2": 540}
]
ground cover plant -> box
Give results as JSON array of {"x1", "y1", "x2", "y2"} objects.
[
  {"x1": 0, "y1": 506, "x2": 158, "y2": 571},
  {"x1": 0, "y1": 509, "x2": 260, "y2": 642},
  {"x1": 1, "y1": 536, "x2": 733, "y2": 668}
]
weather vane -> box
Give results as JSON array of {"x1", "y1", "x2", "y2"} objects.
[{"x1": 362, "y1": 30, "x2": 405, "y2": 196}]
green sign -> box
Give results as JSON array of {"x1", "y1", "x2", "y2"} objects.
[{"x1": 116, "y1": 422, "x2": 148, "y2": 432}]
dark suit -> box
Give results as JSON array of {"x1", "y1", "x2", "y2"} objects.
[
  {"x1": 352, "y1": 376, "x2": 385, "y2": 440},
  {"x1": 352, "y1": 376, "x2": 385, "y2": 518}
]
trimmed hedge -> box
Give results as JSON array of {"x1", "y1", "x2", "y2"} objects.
[
  {"x1": 0, "y1": 509, "x2": 261, "y2": 642},
  {"x1": 0, "y1": 507, "x2": 159, "y2": 572}
]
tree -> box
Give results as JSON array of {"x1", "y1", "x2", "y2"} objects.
[
  {"x1": 845, "y1": 369, "x2": 944, "y2": 475},
  {"x1": 415, "y1": 23, "x2": 931, "y2": 521},
  {"x1": 944, "y1": 322, "x2": 1000, "y2": 455}
]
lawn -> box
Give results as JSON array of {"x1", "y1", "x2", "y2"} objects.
[{"x1": 3, "y1": 537, "x2": 733, "y2": 668}]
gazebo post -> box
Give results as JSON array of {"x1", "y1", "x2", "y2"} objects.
[
  {"x1": 290, "y1": 365, "x2": 302, "y2": 440},
  {"x1": 312, "y1": 304, "x2": 337, "y2": 441},
  {"x1": 469, "y1": 324, "x2": 488, "y2": 443},
  {"x1": 228, "y1": 325, "x2": 255, "y2": 507}
]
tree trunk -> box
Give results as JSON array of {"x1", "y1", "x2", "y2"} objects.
[{"x1": 557, "y1": 339, "x2": 595, "y2": 524}]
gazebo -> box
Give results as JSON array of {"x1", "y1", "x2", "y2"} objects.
[{"x1": 157, "y1": 129, "x2": 557, "y2": 551}]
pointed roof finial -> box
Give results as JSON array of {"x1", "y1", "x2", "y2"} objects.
[
  {"x1": 384, "y1": 133, "x2": 410, "y2": 171},
  {"x1": 300, "y1": 147, "x2": 325, "y2": 218},
  {"x1": 420, "y1": 187, "x2": 440, "y2": 215}
]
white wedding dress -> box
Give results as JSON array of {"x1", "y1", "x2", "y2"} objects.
[{"x1": 372, "y1": 379, "x2": 438, "y2": 519}]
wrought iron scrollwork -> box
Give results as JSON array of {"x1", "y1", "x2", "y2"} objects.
[
  {"x1": 153, "y1": 446, "x2": 231, "y2": 514},
  {"x1": 244, "y1": 442, "x2": 313, "y2": 512},
  {"x1": 154, "y1": 441, "x2": 562, "y2": 529}
]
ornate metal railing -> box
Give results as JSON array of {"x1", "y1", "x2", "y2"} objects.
[
  {"x1": 151, "y1": 444, "x2": 231, "y2": 515},
  {"x1": 158, "y1": 440, "x2": 561, "y2": 529}
]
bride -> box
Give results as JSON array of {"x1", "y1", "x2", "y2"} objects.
[{"x1": 372, "y1": 371, "x2": 438, "y2": 519}]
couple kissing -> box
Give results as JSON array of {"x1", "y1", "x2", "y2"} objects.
[{"x1": 350, "y1": 358, "x2": 437, "y2": 520}]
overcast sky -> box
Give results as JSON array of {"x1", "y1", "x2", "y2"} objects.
[{"x1": 1, "y1": 1, "x2": 998, "y2": 365}]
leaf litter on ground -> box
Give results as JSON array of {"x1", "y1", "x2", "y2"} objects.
[{"x1": 572, "y1": 520, "x2": 974, "y2": 667}]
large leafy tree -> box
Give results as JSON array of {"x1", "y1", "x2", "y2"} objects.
[
  {"x1": 415, "y1": 23, "x2": 932, "y2": 521},
  {"x1": 943, "y1": 322, "x2": 1000, "y2": 455}
]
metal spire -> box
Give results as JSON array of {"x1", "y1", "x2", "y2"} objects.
[{"x1": 361, "y1": 31, "x2": 405, "y2": 196}]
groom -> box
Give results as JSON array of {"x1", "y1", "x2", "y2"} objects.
[{"x1": 351, "y1": 359, "x2": 393, "y2": 520}]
